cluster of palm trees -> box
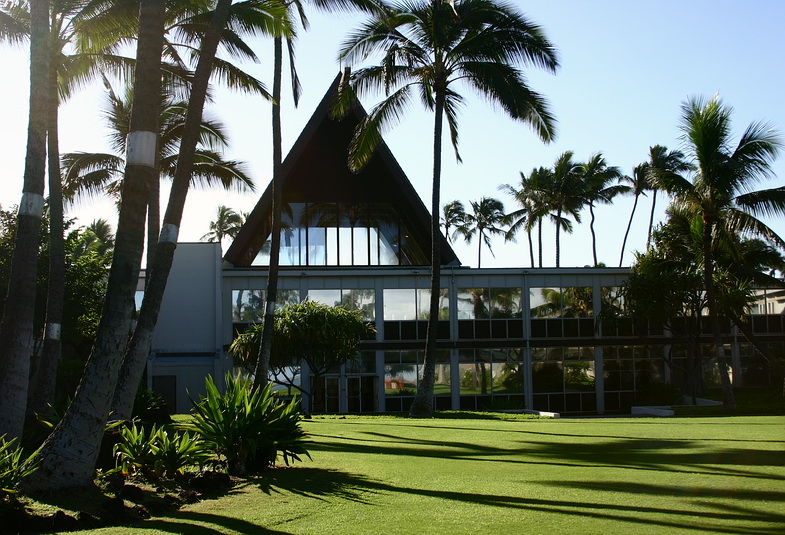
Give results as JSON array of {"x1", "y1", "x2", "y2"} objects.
[{"x1": 443, "y1": 145, "x2": 697, "y2": 270}]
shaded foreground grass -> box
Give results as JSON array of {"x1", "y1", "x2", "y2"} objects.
[{"x1": 80, "y1": 415, "x2": 784, "y2": 534}]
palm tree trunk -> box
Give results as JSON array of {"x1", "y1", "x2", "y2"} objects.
[
  {"x1": 702, "y1": 216, "x2": 736, "y2": 410},
  {"x1": 254, "y1": 35, "x2": 284, "y2": 390},
  {"x1": 111, "y1": 0, "x2": 234, "y2": 421},
  {"x1": 538, "y1": 220, "x2": 542, "y2": 268},
  {"x1": 527, "y1": 229, "x2": 534, "y2": 268},
  {"x1": 28, "y1": 59, "x2": 66, "y2": 419},
  {"x1": 646, "y1": 189, "x2": 657, "y2": 250},
  {"x1": 588, "y1": 203, "x2": 599, "y2": 266},
  {"x1": 23, "y1": 1, "x2": 163, "y2": 490},
  {"x1": 0, "y1": 0, "x2": 50, "y2": 441},
  {"x1": 619, "y1": 193, "x2": 639, "y2": 267},
  {"x1": 477, "y1": 234, "x2": 482, "y2": 268},
  {"x1": 410, "y1": 88, "x2": 445, "y2": 418},
  {"x1": 555, "y1": 208, "x2": 562, "y2": 268}
]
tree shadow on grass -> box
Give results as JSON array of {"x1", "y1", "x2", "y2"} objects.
[
  {"x1": 130, "y1": 510, "x2": 292, "y2": 534},
  {"x1": 240, "y1": 466, "x2": 785, "y2": 535},
  {"x1": 309, "y1": 430, "x2": 785, "y2": 482}
]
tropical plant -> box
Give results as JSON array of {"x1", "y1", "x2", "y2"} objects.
[
  {"x1": 462, "y1": 197, "x2": 508, "y2": 268},
  {"x1": 114, "y1": 423, "x2": 212, "y2": 480},
  {"x1": 233, "y1": 300, "x2": 376, "y2": 412},
  {"x1": 62, "y1": 84, "x2": 254, "y2": 208},
  {"x1": 336, "y1": 0, "x2": 558, "y2": 416},
  {"x1": 110, "y1": 0, "x2": 285, "y2": 427},
  {"x1": 500, "y1": 166, "x2": 551, "y2": 268},
  {"x1": 441, "y1": 200, "x2": 469, "y2": 244},
  {"x1": 24, "y1": 0, "x2": 168, "y2": 492},
  {"x1": 0, "y1": 0, "x2": 50, "y2": 441},
  {"x1": 186, "y1": 374, "x2": 309, "y2": 475},
  {"x1": 640, "y1": 145, "x2": 692, "y2": 248},
  {"x1": 255, "y1": 0, "x2": 385, "y2": 392},
  {"x1": 619, "y1": 163, "x2": 649, "y2": 267},
  {"x1": 0, "y1": 435, "x2": 40, "y2": 498},
  {"x1": 579, "y1": 153, "x2": 625, "y2": 266},
  {"x1": 654, "y1": 95, "x2": 784, "y2": 410},
  {"x1": 542, "y1": 151, "x2": 583, "y2": 267},
  {"x1": 201, "y1": 205, "x2": 246, "y2": 245}
]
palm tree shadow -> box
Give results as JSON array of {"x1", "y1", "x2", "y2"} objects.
[
  {"x1": 246, "y1": 467, "x2": 379, "y2": 504},
  {"x1": 135, "y1": 510, "x2": 291, "y2": 534}
]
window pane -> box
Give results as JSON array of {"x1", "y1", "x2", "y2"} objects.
[
  {"x1": 491, "y1": 287, "x2": 521, "y2": 318},
  {"x1": 384, "y1": 289, "x2": 415, "y2": 320},
  {"x1": 530, "y1": 287, "x2": 561, "y2": 318},
  {"x1": 308, "y1": 289, "x2": 341, "y2": 307},
  {"x1": 232, "y1": 289, "x2": 265, "y2": 323},
  {"x1": 458, "y1": 288, "x2": 490, "y2": 319}
]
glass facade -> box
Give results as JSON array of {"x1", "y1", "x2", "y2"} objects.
[{"x1": 250, "y1": 202, "x2": 428, "y2": 267}]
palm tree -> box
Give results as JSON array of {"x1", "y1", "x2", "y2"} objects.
[
  {"x1": 201, "y1": 204, "x2": 246, "y2": 245},
  {"x1": 441, "y1": 200, "x2": 469, "y2": 244},
  {"x1": 25, "y1": 0, "x2": 167, "y2": 491},
  {"x1": 0, "y1": 0, "x2": 49, "y2": 441},
  {"x1": 618, "y1": 163, "x2": 648, "y2": 267},
  {"x1": 255, "y1": 0, "x2": 384, "y2": 391},
  {"x1": 656, "y1": 95, "x2": 784, "y2": 411},
  {"x1": 500, "y1": 166, "x2": 551, "y2": 268},
  {"x1": 543, "y1": 151, "x2": 583, "y2": 267},
  {"x1": 641, "y1": 145, "x2": 692, "y2": 248},
  {"x1": 579, "y1": 153, "x2": 625, "y2": 266},
  {"x1": 337, "y1": 0, "x2": 558, "y2": 416},
  {"x1": 111, "y1": 0, "x2": 287, "y2": 423},
  {"x1": 62, "y1": 83, "x2": 253, "y2": 213},
  {"x1": 463, "y1": 197, "x2": 507, "y2": 268}
]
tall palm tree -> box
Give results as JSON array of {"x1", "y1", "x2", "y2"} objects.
[
  {"x1": 641, "y1": 144, "x2": 692, "y2": 248},
  {"x1": 543, "y1": 151, "x2": 583, "y2": 267},
  {"x1": 500, "y1": 166, "x2": 551, "y2": 268},
  {"x1": 25, "y1": 0, "x2": 166, "y2": 491},
  {"x1": 618, "y1": 163, "x2": 648, "y2": 267},
  {"x1": 61, "y1": 83, "x2": 254, "y2": 210},
  {"x1": 441, "y1": 200, "x2": 469, "y2": 244},
  {"x1": 111, "y1": 0, "x2": 287, "y2": 423},
  {"x1": 463, "y1": 196, "x2": 507, "y2": 268},
  {"x1": 255, "y1": 0, "x2": 384, "y2": 391},
  {"x1": 656, "y1": 95, "x2": 784, "y2": 411},
  {"x1": 337, "y1": 0, "x2": 558, "y2": 416},
  {"x1": 201, "y1": 204, "x2": 246, "y2": 245},
  {"x1": 0, "y1": 0, "x2": 50, "y2": 441},
  {"x1": 579, "y1": 153, "x2": 625, "y2": 266}
]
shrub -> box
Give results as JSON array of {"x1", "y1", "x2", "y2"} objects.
[
  {"x1": 113, "y1": 423, "x2": 211, "y2": 480},
  {"x1": 0, "y1": 435, "x2": 40, "y2": 498},
  {"x1": 186, "y1": 373, "x2": 310, "y2": 475}
]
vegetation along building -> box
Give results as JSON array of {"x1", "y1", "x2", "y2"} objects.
[{"x1": 143, "y1": 77, "x2": 784, "y2": 415}]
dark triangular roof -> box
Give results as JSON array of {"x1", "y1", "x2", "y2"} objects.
[{"x1": 224, "y1": 73, "x2": 460, "y2": 267}]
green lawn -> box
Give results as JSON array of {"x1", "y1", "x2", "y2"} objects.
[{"x1": 84, "y1": 415, "x2": 784, "y2": 534}]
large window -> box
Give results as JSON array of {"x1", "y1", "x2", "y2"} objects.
[
  {"x1": 307, "y1": 289, "x2": 376, "y2": 321},
  {"x1": 232, "y1": 289, "x2": 300, "y2": 324},
  {"x1": 530, "y1": 286, "x2": 594, "y2": 338},
  {"x1": 252, "y1": 202, "x2": 427, "y2": 267}
]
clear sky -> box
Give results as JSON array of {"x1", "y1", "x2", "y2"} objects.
[{"x1": 1, "y1": 0, "x2": 784, "y2": 269}]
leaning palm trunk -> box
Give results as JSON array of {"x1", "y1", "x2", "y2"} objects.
[
  {"x1": 619, "y1": 193, "x2": 639, "y2": 266},
  {"x1": 23, "y1": 0, "x2": 164, "y2": 490},
  {"x1": 0, "y1": 0, "x2": 50, "y2": 441},
  {"x1": 702, "y1": 217, "x2": 736, "y2": 410},
  {"x1": 410, "y1": 90, "x2": 444, "y2": 418},
  {"x1": 28, "y1": 62, "x2": 66, "y2": 418},
  {"x1": 254, "y1": 36, "x2": 284, "y2": 390},
  {"x1": 589, "y1": 204, "x2": 598, "y2": 266},
  {"x1": 111, "y1": 0, "x2": 234, "y2": 421}
]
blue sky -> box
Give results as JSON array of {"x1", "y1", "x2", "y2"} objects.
[{"x1": 1, "y1": 0, "x2": 783, "y2": 268}]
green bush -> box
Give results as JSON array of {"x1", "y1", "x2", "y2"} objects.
[
  {"x1": 186, "y1": 373, "x2": 310, "y2": 475},
  {"x1": 113, "y1": 423, "x2": 211, "y2": 480},
  {"x1": 0, "y1": 435, "x2": 39, "y2": 498}
]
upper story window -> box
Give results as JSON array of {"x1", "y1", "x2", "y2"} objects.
[{"x1": 251, "y1": 202, "x2": 428, "y2": 267}]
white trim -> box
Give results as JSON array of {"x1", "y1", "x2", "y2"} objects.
[
  {"x1": 126, "y1": 131, "x2": 157, "y2": 168},
  {"x1": 159, "y1": 223, "x2": 179, "y2": 244},
  {"x1": 18, "y1": 192, "x2": 44, "y2": 217},
  {"x1": 45, "y1": 322, "x2": 61, "y2": 341}
]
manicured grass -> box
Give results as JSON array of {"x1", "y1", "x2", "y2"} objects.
[{"x1": 80, "y1": 415, "x2": 785, "y2": 534}]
